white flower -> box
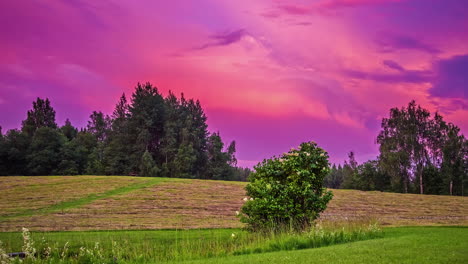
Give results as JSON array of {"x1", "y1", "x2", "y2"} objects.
[
  {"x1": 243, "y1": 197, "x2": 248, "y2": 201},
  {"x1": 235, "y1": 211, "x2": 240, "y2": 216},
  {"x1": 250, "y1": 198, "x2": 254, "y2": 201},
  {"x1": 231, "y1": 233, "x2": 236, "y2": 238},
  {"x1": 320, "y1": 153, "x2": 324, "y2": 157}
]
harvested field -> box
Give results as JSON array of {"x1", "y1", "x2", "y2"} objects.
[{"x1": 0, "y1": 176, "x2": 466, "y2": 231}]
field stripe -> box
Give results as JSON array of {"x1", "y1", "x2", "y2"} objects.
[{"x1": 0, "y1": 177, "x2": 168, "y2": 221}]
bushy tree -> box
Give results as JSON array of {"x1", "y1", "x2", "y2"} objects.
[
  {"x1": 240, "y1": 142, "x2": 333, "y2": 232},
  {"x1": 140, "y1": 150, "x2": 159, "y2": 177},
  {"x1": 324, "y1": 164, "x2": 344, "y2": 189},
  {"x1": 22, "y1": 98, "x2": 57, "y2": 137},
  {"x1": 27, "y1": 127, "x2": 66, "y2": 175},
  {"x1": 0, "y1": 129, "x2": 30, "y2": 175},
  {"x1": 60, "y1": 119, "x2": 78, "y2": 141}
]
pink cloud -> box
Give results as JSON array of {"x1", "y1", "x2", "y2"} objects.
[{"x1": 1, "y1": 0, "x2": 467, "y2": 167}]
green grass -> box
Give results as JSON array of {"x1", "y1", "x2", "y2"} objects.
[
  {"x1": 0, "y1": 177, "x2": 167, "y2": 221},
  {"x1": 0, "y1": 226, "x2": 466, "y2": 263},
  {"x1": 0, "y1": 221, "x2": 382, "y2": 263},
  {"x1": 176, "y1": 226, "x2": 468, "y2": 264}
]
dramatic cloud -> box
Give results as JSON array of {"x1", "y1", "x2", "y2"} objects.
[
  {"x1": 382, "y1": 60, "x2": 405, "y2": 72},
  {"x1": 375, "y1": 32, "x2": 441, "y2": 54},
  {"x1": 342, "y1": 68, "x2": 431, "y2": 84},
  {"x1": 272, "y1": 0, "x2": 401, "y2": 17},
  {"x1": 430, "y1": 54, "x2": 468, "y2": 99},
  {"x1": 1, "y1": 0, "x2": 467, "y2": 166},
  {"x1": 195, "y1": 29, "x2": 248, "y2": 50}
]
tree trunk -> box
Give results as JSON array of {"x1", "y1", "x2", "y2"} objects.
[
  {"x1": 450, "y1": 180, "x2": 453, "y2": 196},
  {"x1": 419, "y1": 169, "x2": 423, "y2": 194}
]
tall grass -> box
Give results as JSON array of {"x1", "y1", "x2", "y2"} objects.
[{"x1": 0, "y1": 219, "x2": 382, "y2": 263}]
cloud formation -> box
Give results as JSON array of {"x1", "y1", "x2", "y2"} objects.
[
  {"x1": 1, "y1": 0, "x2": 467, "y2": 166},
  {"x1": 375, "y1": 32, "x2": 441, "y2": 54},
  {"x1": 430, "y1": 54, "x2": 468, "y2": 99},
  {"x1": 195, "y1": 29, "x2": 248, "y2": 50}
]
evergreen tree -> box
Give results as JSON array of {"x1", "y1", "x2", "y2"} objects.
[
  {"x1": 140, "y1": 149, "x2": 159, "y2": 177},
  {"x1": 105, "y1": 93, "x2": 132, "y2": 175},
  {"x1": 2, "y1": 129, "x2": 30, "y2": 175},
  {"x1": 60, "y1": 119, "x2": 78, "y2": 141},
  {"x1": 27, "y1": 127, "x2": 66, "y2": 175},
  {"x1": 206, "y1": 132, "x2": 235, "y2": 180},
  {"x1": 128, "y1": 83, "x2": 166, "y2": 173},
  {"x1": 21, "y1": 98, "x2": 57, "y2": 137}
]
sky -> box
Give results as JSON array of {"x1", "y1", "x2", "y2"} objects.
[{"x1": 1, "y1": 0, "x2": 467, "y2": 167}]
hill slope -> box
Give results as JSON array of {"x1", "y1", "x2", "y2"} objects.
[{"x1": 0, "y1": 176, "x2": 466, "y2": 231}]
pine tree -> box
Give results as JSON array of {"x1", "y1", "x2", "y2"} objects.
[
  {"x1": 60, "y1": 119, "x2": 78, "y2": 141},
  {"x1": 128, "y1": 83, "x2": 166, "y2": 173},
  {"x1": 22, "y1": 98, "x2": 57, "y2": 137},
  {"x1": 105, "y1": 93, "x2": 132, "y2": 175}
]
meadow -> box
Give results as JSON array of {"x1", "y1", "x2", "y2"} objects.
[{"x1": 0, "y1": 176, "x2": 467, "y2": 263}]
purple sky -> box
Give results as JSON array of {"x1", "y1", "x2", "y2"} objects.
[{"x1": 1, "y1": 0, "x2": 467, "y2": 167}]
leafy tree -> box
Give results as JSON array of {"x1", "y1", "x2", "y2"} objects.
[
  {"x1": 21, "y1": 98, "x2": 57, "y2": 137},
  {"x1": 86, "y1": 111, "x2": 111, "y2": 174},
  {"x1": 55, "y1": 140, "x2": 80, "y2": 175},
  {"x1": 440, "y1": 124, "x2": 467, "y2": 195},
  {"x1": 240, "y1": 142, "x2": 333, "y2": 232},
  {"x1": 140, "y1": 149, "x2": 159, "y2": 177},
  {"x1": 87, "y1": 111, "x2": 111, "y2": 143},
  {"x1": 27, "y1": 127, "x2": 66, "y2": 175},
  {"x1": 324, "y1": 164, "x2": 344, "y2": 189},
  {"x1": 1, "y1": 129, "x2": 30, "y2": 175},
  {"x1": 60, "y1": 119, "x2": 78, "y2": 141},
  {"x1": 206, "y1": 132, "x2": 235, "y2": 180},
  {"x1": 377, "y1": 101, "x2": 431, "y2": 193},
  {"x1": 341, "y1": 151, "x2": 358, "y2": 189}
]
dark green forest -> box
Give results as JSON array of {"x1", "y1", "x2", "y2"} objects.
[
  {"x1": 0, "y1": 83, "x2": 251, "y2": 181},
  {"x1": 324, "y1": 101, "x2": 467, "y2": 196},
  {"x1": 1, "y1": 85, "x2": 466, "y2": 196}
]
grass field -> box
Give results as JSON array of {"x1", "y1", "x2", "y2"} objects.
[
  {"x1": 0, "y1": 226, "x2": 465, "y2": 263},
  {"x1": 0, "y1": 176, "x2": 466, "y2": 231},
  {"x1": 176, "y1": 227, "x2": 468, "y2": 264},
  {"x1": 0, "y1": 176, "x2": 467, "y2": 263}
]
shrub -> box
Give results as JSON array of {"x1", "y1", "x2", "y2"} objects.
[{"x1": 240, "y1": 141, "x2": 333, "y2": 232}]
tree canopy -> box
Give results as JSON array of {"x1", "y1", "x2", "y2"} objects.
[
  {"x1": 324, "y1": 100, "x2": 467, "y2": 196},
  {"x1": 0, "y1": 82, "x2": 250, "y2": 180}
]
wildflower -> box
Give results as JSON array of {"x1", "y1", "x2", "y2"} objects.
[
  {"x1": 61, "y1": 242, "x2": 69, "y2": 259},
  {"x1": 235, "y1": 211, "x2": 240, "y2": 216},
  {"x1": 231, "y1": 233, "x2": 236, "y2": 238},
  {"x1": 250, "y1": 198, "x2": 254, "y2": 201},
  {"x1": 22, "y1": 228, "x2": 36, "y2": 260},
  {"x1": 279, "y1": 158, "x2": 284, "y2": 163},
  {"x1": 306, "y1": 152, "x2": 310, "y2": 156},
  {"x1": 320, "y1": 153, "x2": 324, "y2": 157},
  {"x1": 0, "y1": 241, "x2": 11, "y2": 264},
  {"x1": 243, "y1": 197, "x2": 248, "y2": 201}
]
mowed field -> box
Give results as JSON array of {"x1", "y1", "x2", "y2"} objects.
[{"x1": 0, "y1": 176, "x2": 467, "y2": 232}]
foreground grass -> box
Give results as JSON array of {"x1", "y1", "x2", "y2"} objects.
[
  {"x1": 0, "y1": 221, "x2": 382, "y2": 263},
  {"x1": 177, "y1": 227, "x2": 468, "y2": 264},
  {"x1": 0, "y1": 226, "x2": 465, "y2": 263}
]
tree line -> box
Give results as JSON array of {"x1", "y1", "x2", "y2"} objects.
[
  {"x1": 0, "y1": 82, "x2": 251, "y2": 181},
  {"x1": 325, "y1": 101, "x2": 467, "y2": 196}
]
